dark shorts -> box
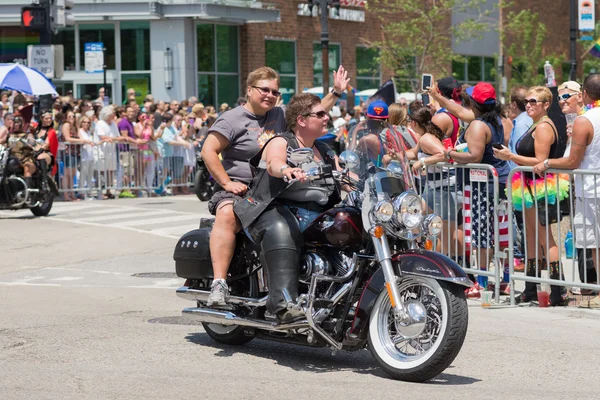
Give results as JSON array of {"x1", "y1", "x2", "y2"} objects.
[
  {"x1": 207, "y1": 183, "x2": 245, "y2": 215},
  {"x1": 63, "y1": 153, "x2": 80, "y2": 168}
]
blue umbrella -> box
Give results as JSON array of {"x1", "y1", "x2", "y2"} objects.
[{"x1": 0, "y1": 63, "x2": 58, "y2": 96}]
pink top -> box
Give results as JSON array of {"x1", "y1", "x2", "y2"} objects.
[{"x1": 138, "y1": 127, "x2": 152, "y2": 151}]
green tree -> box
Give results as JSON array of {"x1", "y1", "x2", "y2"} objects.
[{"x1": 364, "y1": 0, "x2": 495, "y2": 93}]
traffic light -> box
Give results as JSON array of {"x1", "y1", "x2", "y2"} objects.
[
  {"x1": 21, "y1": 6, "x2": 48, "y2": 30},
  {"x1": 51, "y1": 0, "x2": 75, "y2": 30}
]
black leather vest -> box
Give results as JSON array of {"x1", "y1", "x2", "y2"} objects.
[{"x1": 234, "y1": 131, "x2": 341, "y2": 229}]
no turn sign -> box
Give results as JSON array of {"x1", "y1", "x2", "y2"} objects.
[{"x1": 27, "y1": 45, "x2": 54, "y2": 79}]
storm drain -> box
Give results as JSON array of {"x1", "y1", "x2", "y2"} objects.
[{"x1": 131, "y1": 272, "x2": 178, "y2": 278}]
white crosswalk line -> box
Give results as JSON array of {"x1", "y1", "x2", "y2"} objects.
[
  {"x1": 78, "y1": 209, "x2": 170, "y2": 223},
  {"x1": 150, "y1": 223, "x2": 202, "y2": 236},
  {"x1": 110, "y1": 214, "x2": 198, "y2": 228}
]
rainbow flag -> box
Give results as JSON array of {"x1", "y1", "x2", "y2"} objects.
[{"x1": 589, "y1": 38, "x2": 600, "y2": 58}]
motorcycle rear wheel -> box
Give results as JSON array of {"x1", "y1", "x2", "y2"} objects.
[
  {"x1": 368, "y1": 276, "x2": 468, "y2": 382},
  {"x1": 202, "y1": 276, "x2": 258, "y2": 346}
]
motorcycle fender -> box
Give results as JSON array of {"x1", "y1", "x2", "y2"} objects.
[{"x1": 350, "y1": 250, "x2": 471, "y2": 340}]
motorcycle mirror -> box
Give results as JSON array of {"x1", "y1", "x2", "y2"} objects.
[
  {"x1": 339, "y1": 150, "x2": 360, "y2": 170},
  {"x1": 387, "y1": 160, "x2": 405, "y2": 177},
  {"x1": 289, "y1": 147, "x2": 314, "y2": 165}
]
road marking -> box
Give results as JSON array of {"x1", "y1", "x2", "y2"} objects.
[
  {"x1": 150, "y1": 223, "x2": 200, "y2": 236},
  {"x1": 78, "y1": 209, "x2": 169, "y2": 223},
  {"x1": 109, "y1": 214, "x2": 199, "y2": 228}
]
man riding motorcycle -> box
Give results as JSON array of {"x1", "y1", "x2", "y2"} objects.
[{"x1": 234, "y1": 93, "x2": 342, "y2": 323}]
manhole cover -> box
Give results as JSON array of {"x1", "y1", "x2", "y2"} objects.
[
  {"x1": 148, "y1": 316, "x2": 202, "y2": 326},
  {"x1": 132, "y1": 272, "x2": 178, "y2": 278}
]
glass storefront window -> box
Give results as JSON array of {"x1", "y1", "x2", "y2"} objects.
[
  {"x1": 313, "y1": 43, "x2": 341, "y2": 88},
  {"x1": 199, "y1": 74, "x2": 215, "y2": 106},
  {"x1": 467, "y1": 56, "x2": 482, "y2": 82},
  {"x1": 356, "y1": 46, "x2": 380, "y2": 91},
  {"x1": 120, "y1": 22, "x2": 150, "y2": 71},
  {"x1": 0, "y1": 27, "x2": 39, "y2": 64},
  {"x1": 53, "y1": 28, "x2": 75, "y2": 71},
  {"x1": 198, "y1": 24, "x2": 214, "y2": 73},
  {"x1": 452, "y1": 60, "x2": 466, "y2": 81},
  {"x1": 216, "y1": 25, "x2": 238, "y2": 73},
  {"x1": 266, "y1": 40, "x2": 296, "y2": 103},
  {"x1": 122, "y1": 73, "x2": 151, "y2": 104},
  {"x1": 454, "y1": 56, "x2": 495, "y2": 84},
  {"x1": 79, "y1": 24, "x2": 116, "y2": 70},
  {"x1": 197, "y1": 24, "x2": 239, "y2": 106}
]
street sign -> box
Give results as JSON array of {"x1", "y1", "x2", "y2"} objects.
[
  {"x1": 27, "y1": 45, "x2": 54, "y2": 79},
  {"x1": 578, "y1": 0, "x2": 595, "y2": 32},
  {"x1": 84, "y1": 42, "x2": 104, "y2": 74},
  {"x1": 21, "y1": 6, "x2": 47, "y2": 30}
]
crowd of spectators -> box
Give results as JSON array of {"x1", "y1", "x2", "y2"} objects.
[{"x1": 0, "y1": 88, "x2": 247, "y2": 200}]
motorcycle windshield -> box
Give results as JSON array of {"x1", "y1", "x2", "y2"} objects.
[{"x1": 346, "y1": 119, "x2": 415, "y2": 194}]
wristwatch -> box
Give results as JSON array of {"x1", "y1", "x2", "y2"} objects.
[
  {"x1": 330, "y1": 88, "x2": 342, "y2": 98},
  {"x1": 543, "y1": 159, "x2": 550, "y2": 169},
  {"x1": 445, "y1": 150, "x2": 452, "y2": 160},
  {"x1": 279, "y1": 164, "x2": 291, "y2": 174}
]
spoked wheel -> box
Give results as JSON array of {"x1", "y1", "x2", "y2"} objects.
[{"x1": 368, "y1": 276, "x2": 468, "y2": 382}]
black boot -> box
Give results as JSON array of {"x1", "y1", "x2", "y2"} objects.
[
  {"x1": 263, "y1": 248, "x2": 302, "y2": 322},
  {"x1": 518, "y1": 258, "x2": 541, "y2": 303},
  {"x1": 549, "y1": 261, "x2": 569, "y2": 306}
]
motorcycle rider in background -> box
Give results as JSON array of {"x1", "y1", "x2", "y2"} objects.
[{"x1": 233, "y1": 93, "x2": 342, "y2": 323}]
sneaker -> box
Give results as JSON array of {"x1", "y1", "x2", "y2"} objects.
[
  {"x1": 465, "y1": 283, "x2": 483, "y2": 299},
  {"x1": 118, "y1": 190, "x2": 136, "y2": 198},
  {"x1": 207, "y1": 279, "x2": 228, "y2": 306}
]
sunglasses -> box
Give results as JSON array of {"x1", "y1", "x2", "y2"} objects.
[
  {"x1": 525, "y1": 98, "x2": 544, "y2": 105},
  {"x1": 252, "y1": 86, "x2": 281, "y2": 97},
  {"x1": 557, "y1": 93, "x2": 577, "y2": 102},
  {"x1": 305, "y1": 111, "x2": 328, "y2": 119}
]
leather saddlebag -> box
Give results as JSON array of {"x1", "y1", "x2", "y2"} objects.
[{"x1": 173, "y1": 229, "x2": 213, "y2": 279}]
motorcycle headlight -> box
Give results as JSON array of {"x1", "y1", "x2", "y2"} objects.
[
  {"x1": 423, "y1": 214, "x2": 443, "y2": 236},
  {"x1": 392, "y1": 191, "x2": 424, "y2": 230},
  {"x1": 372, "y1": 200, "x2": 394, "y2": 223}
]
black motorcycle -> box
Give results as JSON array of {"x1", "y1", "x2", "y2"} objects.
[
  {"x1": 0, "y1": 139, "x2": 56, "y2": 216},
  {"x1": 193, "y1": 149, "x2": 214, "y2": 202},
  {"x1": 174, "y1": 122, "x2": 471, "y2": 382}
]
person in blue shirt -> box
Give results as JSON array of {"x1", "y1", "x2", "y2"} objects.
[{"x1": 507, "y1": 86, "x2": 533, "y2": 170}]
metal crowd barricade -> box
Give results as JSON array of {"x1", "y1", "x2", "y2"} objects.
[
  {"x1": 418, "y1": 162, "x2": 508, "y2": 302},
  {"x1": 55, "y1": 141, "x2": 198, "y2": 199},
  {"x1": 506, "y1": 166, "x2": 600, "y2": 306}
]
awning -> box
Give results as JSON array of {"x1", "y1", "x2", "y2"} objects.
[{"x1": 0, "y1": 0, "x2": 280, "y2": 24}]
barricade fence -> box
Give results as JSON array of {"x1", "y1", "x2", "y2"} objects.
[
  {"x1": 416, "y1": 162, "x2": 507, "y2": 301},
  {"x1": 55, "y1": 141, "x2": 198, "y2": 198},
  {"x1": 506, "y1": 167, "x2": 600, "y2": 306},
  {"x1": 415, "y1": 162, "x2": 600, "y2": 305}
]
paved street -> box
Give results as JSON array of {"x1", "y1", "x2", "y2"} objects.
[{"x1": 1, "y1": 196, "x2": 600, "y2": 399}]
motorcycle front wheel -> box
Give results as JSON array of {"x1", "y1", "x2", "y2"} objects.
[
  {"x1": 30, "y1": 194, "x2": 54, "y2": 216},
  {"x1": 368, "y1": 276, "x2": 468, "y2": 382},
  {"x1": 194, "y1": 167, "x2": 214, "y2": 202}
]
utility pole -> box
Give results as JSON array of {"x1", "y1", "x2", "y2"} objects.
[
  {"x1": 498, "y1": 0, "x2": 504, "y2": 102},
  {"x1": 319, "y1": 0, "x2": 330, "y2": 96},
  {"x1": 569, "y1": 0, "x2": 577, "y2": 81}
]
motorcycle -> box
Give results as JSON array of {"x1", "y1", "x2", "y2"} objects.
[
  {"x1": 174, "y1": 120, "x2": 471, "y2": 382},
  {"x1": 193, "y1": 148, "x2": 214, "y2": 202},
  {"x1": 0, "y1": 138, "x2": 57, "y2": 216}
]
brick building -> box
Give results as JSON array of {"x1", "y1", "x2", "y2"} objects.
[{"x1": 0, "y1": 0, "x2": 598, "y2": 105}]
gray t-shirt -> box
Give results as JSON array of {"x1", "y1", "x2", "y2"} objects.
[{"x1": 210, "y1": 105, "x2": 287, "y2": 183}]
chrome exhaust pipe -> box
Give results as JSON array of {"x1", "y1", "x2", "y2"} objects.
[
  {"x1": 176, "y1": 286, "x2": 267, "y2": 307},
  {"x1": 182, "y1": 307, "x2": 309, "y2": 331}
]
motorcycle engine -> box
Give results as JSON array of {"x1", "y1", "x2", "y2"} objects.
[{"x1": 299, "y1": 250, "x2": 354, "y2": 297}]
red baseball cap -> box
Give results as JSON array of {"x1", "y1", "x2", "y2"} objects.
[{"x1": 466, "y1": 82, "x2": 496, "y2": 105}]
